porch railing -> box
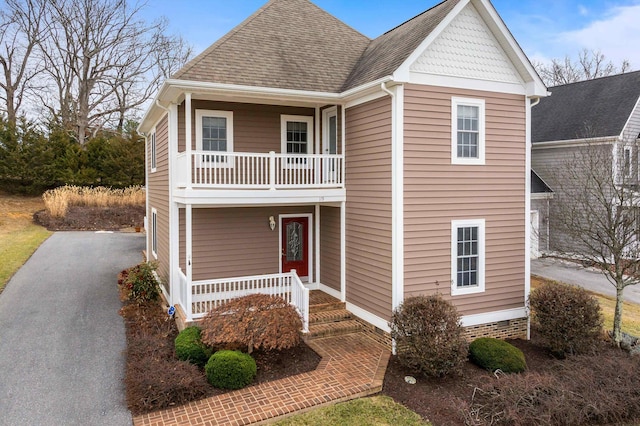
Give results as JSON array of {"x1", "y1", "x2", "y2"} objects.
[
  {"x1": 176, "y1": 269, "x2": 309, "y2": 332},
  {"x1": 176, "y1": 151, "x2": 343, "y2": 190}
]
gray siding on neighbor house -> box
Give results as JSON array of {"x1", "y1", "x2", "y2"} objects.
[
  {"x1": 403, "y1": 84, "x2": 527, "y2": 316},
  {"x1": 531, "y1": 197, "x2": 551, "y2": 253},
  {"x1": 345, "y1": 96, "x2": 393, "y2": 321},
  {"x1": 621, "y1": 99, "x2": 640, "y2": 143},
  {"x1": 147, "y1": 114, "x2": 170, "y2": 293}
]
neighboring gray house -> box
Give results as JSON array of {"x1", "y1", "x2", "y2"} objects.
[
  {"x1": 532, "y1": 71, "x2": 640, "y2": 253},
  {"x1": 530, "y1": 170, "x2": 553, "y2": 258}
]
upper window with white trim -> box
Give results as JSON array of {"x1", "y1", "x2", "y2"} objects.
[
  {"x1": 452, "y1": 97, "x2": 485, "y2": 165},
  {"x1": 281, "y1": 115, "x2": 313, "y2": 155},
  {"x1": 623, "y1": 145, "x2": 632, "y2": 179},
  {"x1": 451, "y1": 219, "x2": 485, "y2": 296},
  {"x1": 196, "y1": 110, "x2": 234, "y2": 163},
  {"x1": 150, "y1": 130, "x2": 157, "y2": 172}
]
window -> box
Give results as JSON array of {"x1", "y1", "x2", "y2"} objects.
[
  {"x1": 196, "y1": 110, "x2": 234, "y2": 164},
  {"x1": 623, "y1": 146, "x2": 632, "y2": 179},
  {"x1": 151, "y1": 208, "x2": 158, "y2": 259},
  {"x1": 150, "y1": 131, "x2": 156, "y2": 172},
  {"x1": 452, "y1": 97, "x2": 485, "y2": 165},
  {"x1": 281, "y1": 115, "x2": 314, "y2": 157},
  {"x1": 451, "y1": 219, "x2": 485, "y2": 295}
]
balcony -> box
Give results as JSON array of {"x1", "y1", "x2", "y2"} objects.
[{"x1": 176, "y1": 151, "x2": 344, "y2": 190}]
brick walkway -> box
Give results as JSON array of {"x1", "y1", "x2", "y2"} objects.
[{"x1": 133, "y1": 333, "x2": 390, "y2": 426}]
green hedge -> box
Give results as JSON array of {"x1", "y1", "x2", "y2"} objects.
[
  {"x1": 205, "y1": 350, "x2": 257, "y2": 390},
  {"x1": 469, "y1": 337, "x2": 527, "y2": 373},
  {"x1": 175, "y1": 327, "x2": 212, "y2": 367}
]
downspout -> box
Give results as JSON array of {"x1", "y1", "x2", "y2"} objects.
[{"x1": 525, "y1": 96, "x2": 540, "y2": 340}]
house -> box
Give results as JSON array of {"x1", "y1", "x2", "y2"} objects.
[
  {"x1": 137, "y1": 0, "x2": 547, "y2": 343},
  {"x1": 530, "y1": 170, "x2": 553, "y2": 259},
  {"x1": 532, "y1": 71, "x2": 640, "y2": 253}
]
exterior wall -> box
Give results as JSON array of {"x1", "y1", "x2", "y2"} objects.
[
  {"x1": 532, "y1": 143, "x2": 615, "y2": 252},
  {"x1": 464, "y1": 317, "x2": 528, "y2": 341},
  {"x1": 621, "y1": 101, "x2": 640, "y2": 143},
  {"x1": 183, "y1": 206, "x2": 315, "y2": 281},
  {"x1": 403, "y1": 84, "x2": 526, "y2": 316},
  {"x1": 319, "y1": 206, "x2": 341, "y2": 291},
  {"x1": 345, "y1": 96, "x2": 393, "y2": 321},
  {"x1": 531, "y1": 197, "x2": 551, "y2": 253},
  {"x1": 177, "y1": 101, "x2": 315, "y2": 153},
  {"x1": 147, "y1": 114, "x2": 171, "y2": 293}
]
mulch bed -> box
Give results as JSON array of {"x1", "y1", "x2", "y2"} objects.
[{"x1": 34, "y1": 205, "x2": 145, "y2": 231}]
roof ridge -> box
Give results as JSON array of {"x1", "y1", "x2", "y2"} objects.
[
  {"x1": 549, "y1": 69, "x2": 640, "y2": 89},
  {"x1": 378, "y1": 0, "x2": 449, "y2": 38},
  {"x1": 172, "y1": 0, "x2": 277, "y2": 80}
]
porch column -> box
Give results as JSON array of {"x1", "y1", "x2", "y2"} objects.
[
  {"x1": 185, "y1": 92, "x2": 192, "y2": 190},
  {"x1": 340, "y1": 201, "x2": 346, "y2": 302},
  {"x1": 315, "y1": 203, "x2": 320, "y2": 286},
  {"x1": 186, "y1": 204, "x2": 193, "y2": 320}
]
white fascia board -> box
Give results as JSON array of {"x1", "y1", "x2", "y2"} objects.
[
  {"x1": 532, "y1": 136, "x2": 618, "y2": 149},
  {"x1": 138, "y1": 81, "x2": 169, "y2": 134},
  {"x1": 531, "y1": 193, "x2": 554, "y2": 200}
]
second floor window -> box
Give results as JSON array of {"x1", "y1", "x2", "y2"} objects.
[
  {"x1": 196, "y1": 110, "x2": 234, "y2": 163},
  {"x1": 452, "y1": 97, "x2": 485, "y2": 165},
  {"x1": 281, "y1": 115, "x2": 314, "y2": 155}
]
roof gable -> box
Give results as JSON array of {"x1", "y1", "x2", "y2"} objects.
[
  {"x1": 409, "y1": 2, "x2": 522, "y2": 84},
  {"x1": 173, "y1": 0, "x2": 370, "y2": 93},
  {"x1": 532, "y1": 71, "x2": 640, "y2": 143}
]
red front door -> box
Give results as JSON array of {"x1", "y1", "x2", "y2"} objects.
[{"x1": 281, "y1": 217, "x2": 309, "y2": 277}]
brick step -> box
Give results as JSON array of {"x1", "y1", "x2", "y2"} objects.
[
  {"x1": 309, "y1": 301, "x2": 346, "y2": 314},
  {"x1": 305, "y1": 319, "x2": 363, "y2": 340},
  {"x1": 309, "y1": 308, "x2": 352, "y2": 325}
]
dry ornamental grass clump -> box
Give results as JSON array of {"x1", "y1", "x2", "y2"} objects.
[{"x1": 42, "y1": 185, "x2": 145, "y2": 217}]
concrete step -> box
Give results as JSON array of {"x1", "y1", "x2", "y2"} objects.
[
  {"x1": 305, "y1": 319, "x2": 363, "y2": 340},
  {"x1": 309, "y1": 308, "x2": 352, "y2": 325}
]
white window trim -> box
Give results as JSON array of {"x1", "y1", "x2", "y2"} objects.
[
  {"x1": 451, "y1": 97, "x2": 485, "y2": 165},
  {"x1": 451, "y1": 218, "x2": 485, "y2": 296},
  {"x1": 150, "y1": 130, "x2": 157, "y2": 173},
  {"x1": 623, "y1": 145, "x2": 633, "y2": 180},
  {"x1": 281, "y1": 114, "x2": 314, "y2": 155},
  {"x1": 151, "y1": 208, "x2": 158, "y2": 260},
  {"x1": 195, "y1": 109, "x2": 234, "y2": 167}
]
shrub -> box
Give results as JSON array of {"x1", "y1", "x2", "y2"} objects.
[
  {"x1": 175, "y1": 326, "x2": 212, "y2": 367},
  {"x1": 205, "y1": 350, "x2": 257, "y2": 390},
  {"x1": 118, "y1": 262, "x2": 160, "y2": 304},
  {"x1": 529, "y1": 281, "x2": 602, "y2": 357},
  {"x1": 389, "y1": 295, "x2": 468, "y2": 377},
  {"x1": 200, "y1": 294, "x2": 302, "y2": 354},
  {"x1": 469, "y1": 338, "x2": 527, "y2": 373}
]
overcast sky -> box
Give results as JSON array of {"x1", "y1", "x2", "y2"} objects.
[{"x1": 142, "y1": 0, "x2": 638, "y2": 70}]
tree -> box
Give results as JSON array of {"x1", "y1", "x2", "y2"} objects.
[
  {"x1": 0, "y1": 0, "x2": 47, "y2": 125},
  {"x1": 541, "y1": 141, "x2": 640, "y2": 345},
  {"x1": 534, "y1": 49, "x2": 631, "y2": 87}
]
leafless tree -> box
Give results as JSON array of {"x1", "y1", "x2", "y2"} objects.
[
  {"x1": 0, "y1": 0, "x2": 47, "y2": 125},
  {"x1": 36, "y1": 0, "x2": 191, "y2": 142},
  {"x1": 544, "y1": 141, "x2": 640, "y2": 345},
  {"x1": 534, "y1": 49, "x2": 631, "y2": 87}
]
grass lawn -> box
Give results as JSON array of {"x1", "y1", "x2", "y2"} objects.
[
  {"x1": 531, "y1": 275, "x2": 640, "y2": 336},
  {"x1": 0, "y1": 193, "x2": 51, "y2": 292},
  {"x1": 272, "y1": 396, "x2": 430, "y2": 426}
]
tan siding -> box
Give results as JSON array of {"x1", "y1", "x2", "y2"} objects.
[
  {"x1": 403, "y1": 84, "x2": 527, "y2": 316},
  {"x1": 178, "y1": 101, "x2": 315, "y2": 153},
  {"x1": 345, "y1": 96, "x2": 393, "y2": 321},
  {"x1": 147, "y1": 114, "x2": 171, "y2": 292},
  {"x1": 320, "y1": 206, "x2": 341, "y2": 291},
  {"x1": 190, "y1": 206, "x2": 314, "y2": 280},
  {"x1": 179, "y1": 209, "x2": 185, "y2": 271}
]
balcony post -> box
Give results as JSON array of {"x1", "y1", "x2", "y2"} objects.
[
  {"x1": 269, "y1": 151, "x2": 276, "y2": 190},
  {"x1": 185, "y1": 92, "x2": 192, "y2": 190}
]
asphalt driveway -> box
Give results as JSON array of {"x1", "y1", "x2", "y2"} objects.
[
  {"x1": 532, "y1": 257, "x2": 640, "y2": 305},
  {"x1": 0, "y1": 231, "x2": 145, "y2": 426}
]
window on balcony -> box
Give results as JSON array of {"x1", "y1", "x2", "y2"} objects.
[
  {"x1": 281, "y1": 115, "x2": 313, "y2": 167},
  {"x1": 196, "y1": 110, "x2": 234, "y2": 164},
  {"x1": 451, "y1": 97, "x2": 485, "y2": 165}
]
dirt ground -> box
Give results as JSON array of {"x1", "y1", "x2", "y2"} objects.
[
  {"x1": 0, "y1": 193, "x2": 45, "y2": 234},
  {"x1": 34, "y1": 205, "x2": 145, "y2": 231}
]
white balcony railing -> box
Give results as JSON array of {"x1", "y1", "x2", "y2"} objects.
[
  {"x1": 176, "y1": 269, "x2": 309, "y2": 332},
  {"x1": 176, "y1": 151, "x2": 343, "y2": 190}
]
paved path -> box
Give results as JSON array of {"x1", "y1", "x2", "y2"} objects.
[
  {"x1": 0, "y1": 231, "x2": 145, "y2": 426},
  {"x1": 532, "y1": 257, "x2": 640, "y2": 305}
]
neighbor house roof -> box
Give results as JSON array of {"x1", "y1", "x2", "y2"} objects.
[
  {"x1": 531, "y1": 170, "x2": 553, "y2": 193},
  {"x1": 172, "y1": 0, "x2": 371, "y2": 93},
  {"x1": 532, "y1": 71, "x2": 640, "y2": 143}
]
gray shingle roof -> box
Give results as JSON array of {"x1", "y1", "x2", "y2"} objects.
[
  {"x1": 532, "y1": 71, "x2": 640, "y2": 143},
  {"x1": 172, "y1": 0, "x2": 370, "y2": 92},
  {"x1": 172, "y1": 0, "x2": 461, "y2": 93},
  {"x1": 531, "y1": 169, "x2": 553, "y2": 193}
]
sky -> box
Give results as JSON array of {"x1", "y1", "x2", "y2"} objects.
[{"x1": 142, "y1": 0, "x2": 640, "y2": 71}]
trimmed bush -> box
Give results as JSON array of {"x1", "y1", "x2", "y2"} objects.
[
  {"x1": 200, "y1": 294, "x2": 302, "y2": 354},
  {"x1": 175, "y1": 326, "x2": 212, "y2": 367},
  {"x1": 529, "y1": 281, "x2": 603, "y2": 357},
  {"x1": 469, "y1": 338, "x2": 527, "y2": 373},
  {"x1": 390, "y1": 295, "x2": 468, "y2": 377},
  {"x1": 205, "y1": 350, "x2": 257, "y2": 390}
]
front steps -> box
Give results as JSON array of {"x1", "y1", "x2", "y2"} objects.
[{"x1": 305, "y1": 290, "x2": 363, "y2": 340}]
